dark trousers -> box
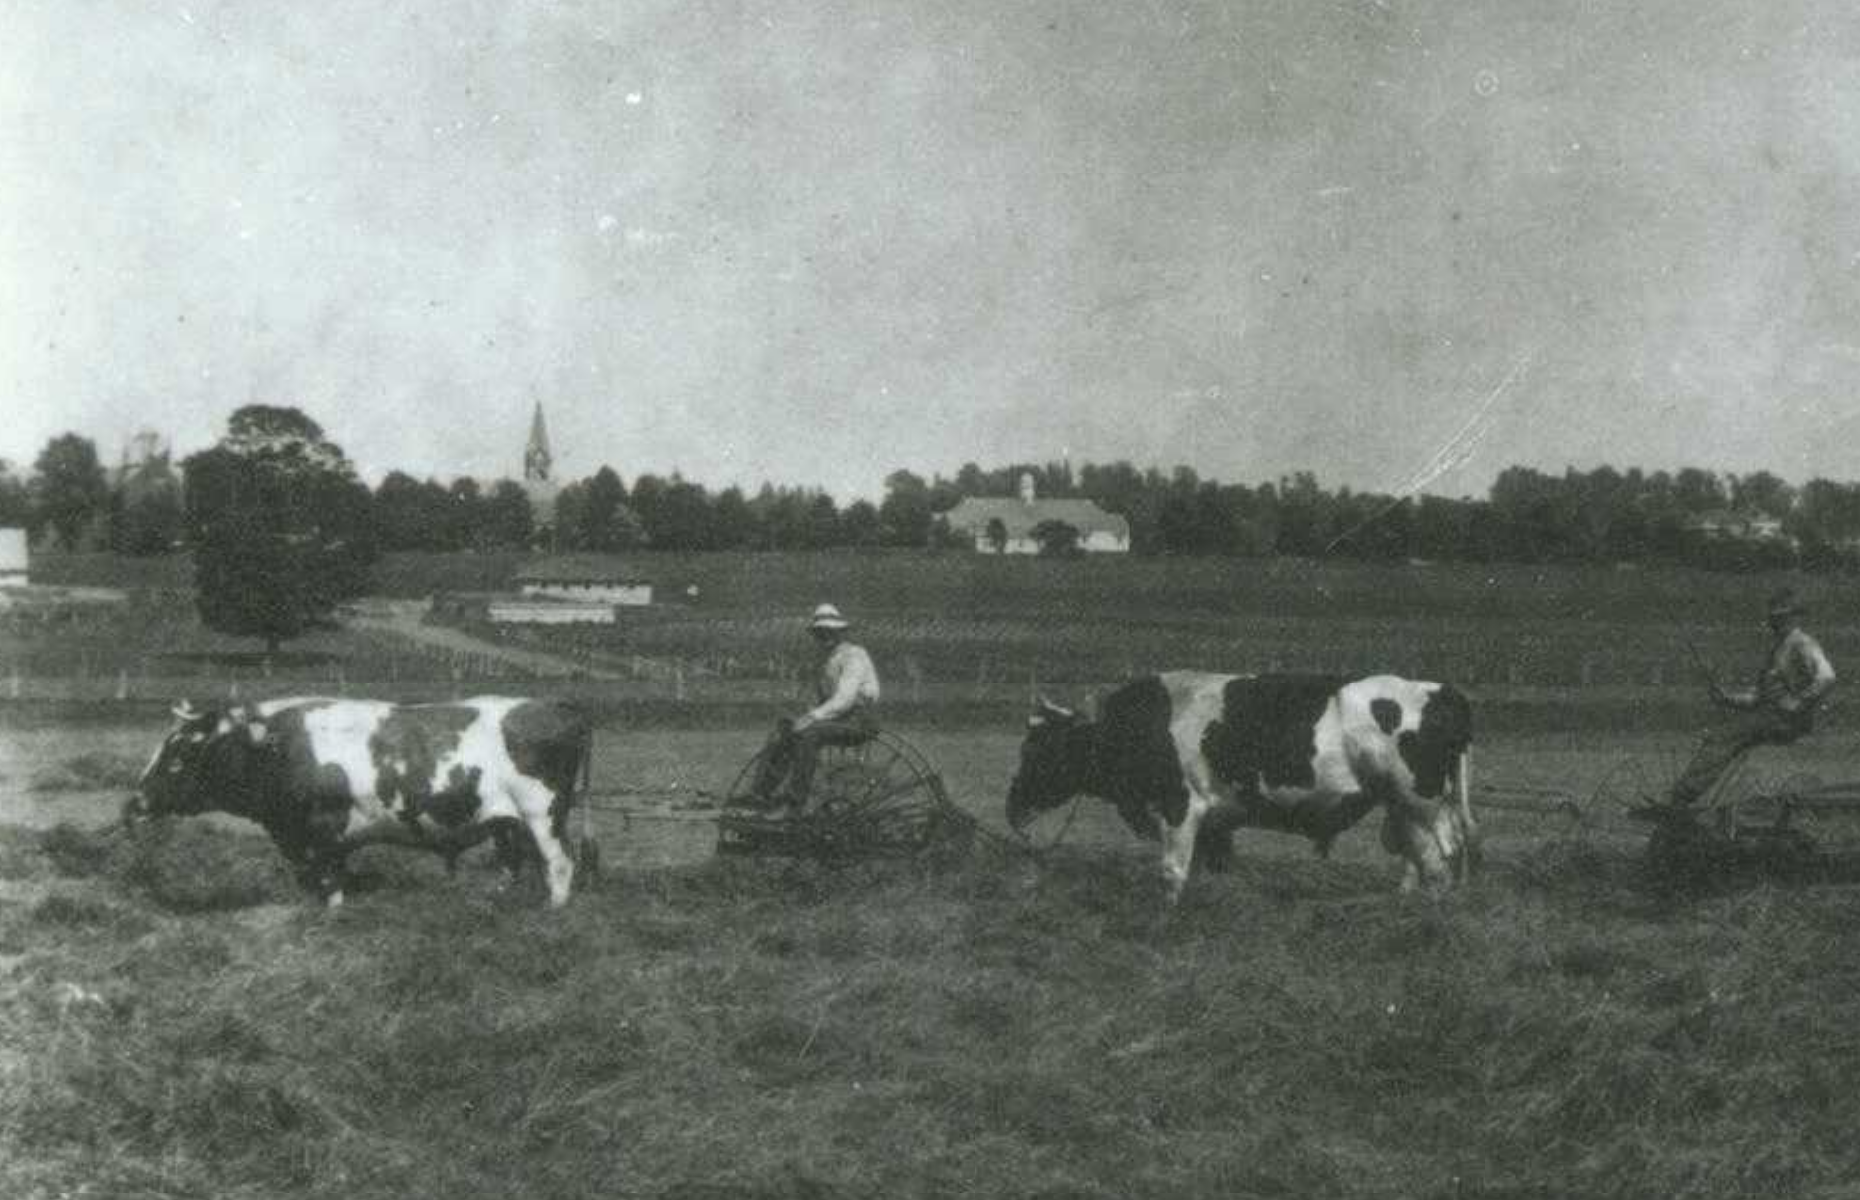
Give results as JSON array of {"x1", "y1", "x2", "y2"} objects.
[
  {"x1": 754, "y1": 711, "x2": 878, "y2": 809},
  {"x1": 1668, "y1": 708, "x2": 1811, "y2": 807}
]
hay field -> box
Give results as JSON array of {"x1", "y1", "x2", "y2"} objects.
[
  {"x1": 5, "y1": 715, "x2": 1860, "y2": 1199},
  {"x1": 6, "y1": 553, "x2": 1860, "y2": 1197}
]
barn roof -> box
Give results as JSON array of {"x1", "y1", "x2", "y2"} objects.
[
  {"x1": 513, "y1": 556, "x2": 651, "y2": 585},
  {"x1": 942, "y1": 497, "x2": 1130, "y2": 539}
]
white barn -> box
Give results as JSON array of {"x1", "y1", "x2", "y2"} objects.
[{"x1": 942, "y1": 475, "x2": 1131, "y2": 555}]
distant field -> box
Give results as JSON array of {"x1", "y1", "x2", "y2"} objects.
[
  {"x1": 402, "y1": 550, "x2": 1860, "y2": 691},
  {"x1": 12, "y1": 551, "x2": 1859, "y2": 728},
  {"x1": 28, "y1": 547, "x2": 1853, "y2": 622}
]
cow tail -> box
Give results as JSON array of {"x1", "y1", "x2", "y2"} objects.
[
  {"x1": 577, "y1": 724, "x2": 594, "y2": 801},
  {"x1": 573, "y1": 721, "x2": 595, "y2": 825},
  {"x1": 1458, "y1": 745, "x2": 1482, "y2": 874},
  {"x1": 573, "y1": 720, "x2": 599, "y2": 878},
  {"x1": 1457, "y1": 745, "x2": 1474, "y2": 827}
]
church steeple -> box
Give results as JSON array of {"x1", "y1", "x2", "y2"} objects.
[{"x1": 524, "y1": 402, "x2": 553, "y2": 484}]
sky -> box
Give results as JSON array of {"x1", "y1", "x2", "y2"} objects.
[{"x1": 4, "y1": 0, "x2": 1860, "y2": 503}]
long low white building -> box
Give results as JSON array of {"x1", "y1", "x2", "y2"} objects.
[
  {"x1": 487, "y1": 598, "x2": 617, "y2": 625},
  {"x1": 512, "y1": 557, "x2": 654, "y2": 606}
]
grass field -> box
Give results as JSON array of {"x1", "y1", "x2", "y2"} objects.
[
  {"x1": 13, "y1": 550, "x2": 1860, "y2": 716},
  {"x1": 6, "y1": 714, "x2": 1860, "y2": 1198},
  {"x1": 6, "y1": 552, "x2": 1860, "y2": 1198},
  {"x1": 4, "y1": 763, "x2": 1860, "y2": 1199}
]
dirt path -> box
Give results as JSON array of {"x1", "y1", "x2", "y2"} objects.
[{"x1": 348, "y1": 599, "x2": 630, "y2": 681}]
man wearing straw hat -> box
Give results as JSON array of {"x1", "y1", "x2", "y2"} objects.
[
  {"x1": 1664, "y1": 587, "x2": 1836, "y2": 810},
  {"x1": 752, "y1": 603, "x2": 881, "y2": 811}
]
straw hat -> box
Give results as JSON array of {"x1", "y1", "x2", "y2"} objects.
[{"x1": 807, "y1": 603, "x2": 851, "y2": 631}]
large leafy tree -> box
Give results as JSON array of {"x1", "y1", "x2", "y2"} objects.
[
  {"x1": 446, "y1": 477, "x2": 485, "y2": 550},
  {"x1": 651, "y1": 478, "x2": 717, "y2": 550},
  {"x1": 879, "y1": 469, "x2": 934, "y2": 547},
  {"x1": 108, "y1": 483, "x2": 184, "y2": 555},
  {"x1": 183, "y1": 406, "x2": 376, "y2": 655},
  {"x1": 482, "y1": 480, "x2": 535, "y2": 548},
  {"x1": 841, "y1": 499, "x2": 882, "y2": 547},
  {"x1": 32, "y1": 433, "x2": 110, "y2": 549},
  {"x1": 1031, "y1": 518, "x2": 1081, "y2": 557},
  {"x1": 579, "y1": 466, "x2": 631, "y2": 550},
  {"x1": 372, "y1": 471, "x2": 449, "y2": 551},
  {"x1": 107, "y1": 443, "x2": 184, "y2": 554},
  {"x1": 710, "y1": 486, "x2": 760, "y2": 549},
  {"x1": 0, "y1": 460, "x2": 33, "y2": 529}
]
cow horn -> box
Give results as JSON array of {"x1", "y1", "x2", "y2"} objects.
[
  {"x1": 171, "y1": 699, "x2": 200, "y2": 720},
  {"x1": 1034, "y1": 694, "x2": 1074, "y2": 718}
]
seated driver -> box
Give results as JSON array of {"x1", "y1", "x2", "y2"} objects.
[
  {"x1": 1664, "y1": 587, "x2": 1836, "y2": 810},
  {"x1": 752, "y1": 603, "x2": 881, "y2": 811}
]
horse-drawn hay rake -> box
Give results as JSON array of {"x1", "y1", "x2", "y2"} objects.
[
  {"x1": 1482, "y1": 738, "x2": 1860, "y2": 880},
  {"x1": 577, "y1": 725, "x2": 979, "y2": 869}
]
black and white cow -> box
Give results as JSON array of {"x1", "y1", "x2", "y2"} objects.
[
  {"x1": 125, "y1": 695, "x2": 594, "y2": 908},
  {"x1": 1005, "y1": 672, "x2": 1476, "y2": 901}
]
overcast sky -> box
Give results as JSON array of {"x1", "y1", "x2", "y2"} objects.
[{"x1": 5, "y1": 0, "x2": 1859, "y2": 501}]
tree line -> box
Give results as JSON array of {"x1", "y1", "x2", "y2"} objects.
[
  {"x1": 13, "y1": 407, "x2": 1855, "y2": 656},
  {"x1": 12, "y1": 421, "x2": 1860, "y2": 572},
  {"x1": 357, "y1": 459, "x2": 1860, "y2": 570}
]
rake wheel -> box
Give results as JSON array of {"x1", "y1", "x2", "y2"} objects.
[{"x1": 717, "y1": 728, "x2": 971, "y2": 862}]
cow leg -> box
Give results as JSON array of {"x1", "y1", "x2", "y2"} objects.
[
  {"x1": 489, "y1": 820, "x2": 532, "y2": 890},
  {"x1": 1193, "y1": 805, "x2": 1239, "y2": 874},
  {"x1": 1380, "y1": 791, "x2": 1456, "y2": 892},
  {"x1": 292, "y1": 843, "x2": 347, "y2": 907},
  {"x1": 309, "y1": 833, "x2": 357, "y2": 908},
  {"x1": 266, "y1": 820, "x2": 348, "y2": 907},
  {"x1": 508, "y1": 776, "x2": 574, "y2": 907},
  {"x1": 1377, "y1": 813, "x2": 1421, "y2": 891},
  {"x1": 1157, "y1": 800, "x2": 1211, "y2": 904}
]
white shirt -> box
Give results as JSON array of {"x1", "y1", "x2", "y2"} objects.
[
  {"x1": 806, "y1": 642, "x2": 881, "y2": 723},
  {"x1": 1752, "y1": 627, "x2": 1837, "y2": 713}
]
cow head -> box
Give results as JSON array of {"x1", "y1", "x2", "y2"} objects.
[
  {"x1": 125, "y1": 701, "x2": 265, "y2": 821},
  {"x1": 1005, "y1": 697, "x2": 1094, "y2": 833}
]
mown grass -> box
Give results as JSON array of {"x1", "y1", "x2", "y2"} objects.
[
  {"x1": 26, "y1": 750, "x2": 145, "y2": 793},
  {"x1": 2, "y1": 818, "x2": 1858, "y2": 1200}
]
